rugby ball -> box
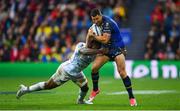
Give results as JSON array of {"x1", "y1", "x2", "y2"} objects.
[{"x1": 90, "y1": 24, "x2": 102, "y2": 36}]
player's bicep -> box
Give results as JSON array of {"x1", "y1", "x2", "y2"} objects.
[
  {"x1": 79, "y1": 47, "x2": 99, "y2": 55},
  {"x1": 79, "y1": 47, "x2": 93, "y2": 55}
]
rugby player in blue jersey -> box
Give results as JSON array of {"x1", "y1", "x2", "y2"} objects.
[{"x1": 88, "y1": 8, "x2": 137, "y2": 106}]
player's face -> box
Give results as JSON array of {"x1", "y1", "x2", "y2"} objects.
[{"x1": 91, "y1": 15, "x2": 102, "y2": 26}]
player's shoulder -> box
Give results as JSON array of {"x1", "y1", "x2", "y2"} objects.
[
  {"x1": 76, "y1": 42, "x2": 86, "y2": 49},
  {"x1": 77, "y1": 42, "x2": 85, "y2": 46},
  {"x1": 103, "y1": 15, "x2": 111, "y2": 20},
  {"x1": 102, "y1": 16, "x2": 112, "y2": 26},
  {"x1": 103, "y1": 15, "x2": 116, "y2": 25},
  {"x1": 73, "y1": 42, "x2": 86, "y2": 54},
  {"x1": 103, "y1": 16, "x2": 113, "y2": 23}
]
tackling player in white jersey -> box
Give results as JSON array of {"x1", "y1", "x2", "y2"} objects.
[{"x1": 16, "y1": 33, "x2": 108, "y2": 104}]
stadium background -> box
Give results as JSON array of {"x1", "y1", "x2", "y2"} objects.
[{"x1": 0, "y1": 0, "x2": 180, "y2": 110}]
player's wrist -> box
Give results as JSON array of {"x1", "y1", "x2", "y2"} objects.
[
  {"x1": 98, "y1": 49, "x2": 103, "y2": 54},
  {"x1": 98, "y1": 48, "x2": 108, "y2": 54}
]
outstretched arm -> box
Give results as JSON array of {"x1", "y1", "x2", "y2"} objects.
[{"x1": 79, "y1": 47, "x2": 108, "y2": 55}]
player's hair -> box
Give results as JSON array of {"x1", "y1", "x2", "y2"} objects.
[{"x1": 90, "y1": 8, "x2": 102, "y2": 17}]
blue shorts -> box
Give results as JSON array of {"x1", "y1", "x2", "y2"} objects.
[{"x1": 104, "y1": 47, "x2": 123, "y2": 61}]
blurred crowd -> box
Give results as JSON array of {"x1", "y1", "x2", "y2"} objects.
[
  {"x1": 0, "y1": 0, "x2": 132, "y2": 62},
  {"x1": 144, "y1": 0, "x2": 180, "y2": 60}
]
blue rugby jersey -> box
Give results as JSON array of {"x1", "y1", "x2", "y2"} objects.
[{"x1": 101, "y1": 16, "x2": 125, "y2": 48}]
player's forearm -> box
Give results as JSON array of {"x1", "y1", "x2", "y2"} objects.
[
  {"x1": 79, "y1": 48, "x2": 99, "y2": 55},
  {"x1": 94, "y1": 33, "x2": 110, "y2": 44},
  {"x1": 93, "y1": 36, "x2": 107, "y2": 44}
]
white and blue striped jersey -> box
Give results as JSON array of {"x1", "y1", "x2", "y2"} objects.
[{"x1": 61, "y1": 42, "x2": 96, "y2": 76}]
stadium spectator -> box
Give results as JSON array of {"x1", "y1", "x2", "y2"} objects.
[
  {"x1": 0, "y1": 0, "x2": 132, "y2": 62},
  {"x1": 145, "y1": 0, "x2": 180, "y2": 60}
]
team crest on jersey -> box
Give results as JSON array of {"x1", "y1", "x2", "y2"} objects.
[{"x1": 106, "y1": 23, "x2": 109, "y2": 26}]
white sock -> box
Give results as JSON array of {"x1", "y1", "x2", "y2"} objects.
[{"x1": 28, "y1": 82, "x2": 45, "y2": 92}]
